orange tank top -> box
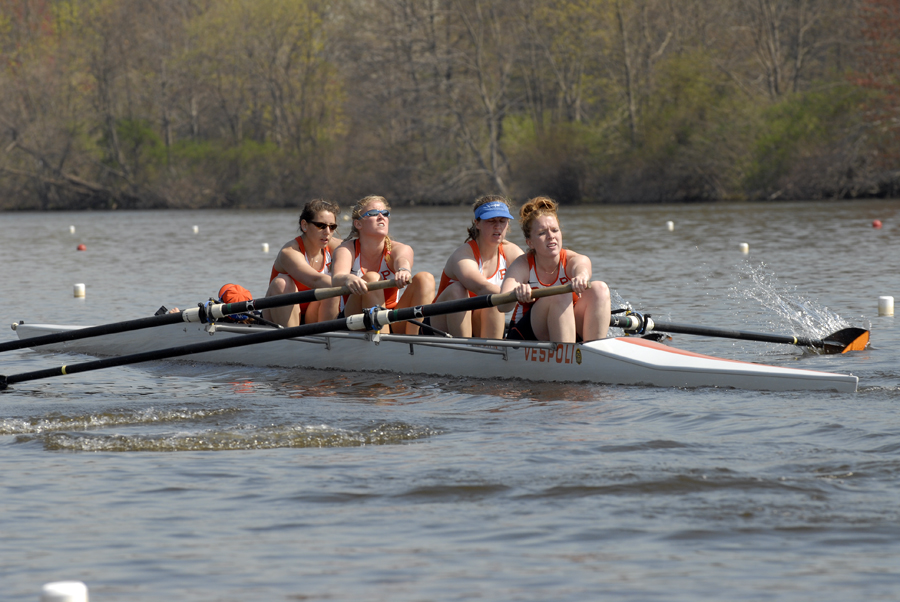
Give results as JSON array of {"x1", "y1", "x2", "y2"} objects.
[
  {"x1": 510, "y1": 249, "x2": 578, "y2": 323},
  {"x1": 437, "y1": 240, "x2": 509, "y2": 298},
  {"x1": 341, "y1": 239, "x2": 399, "y2": 310},
  {"x1": 269, "y1": 236, "x2": 332, "y2": 315}
]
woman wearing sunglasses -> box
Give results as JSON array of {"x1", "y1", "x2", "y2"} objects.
[
  {"x1": 332, "y1": 195, "x2": 435, "y2": 334},
  {"x1": 429, "y1": 195, "x2": 525, "y2": 338},
  {"x1": 263, "y1": 198, "x2": 343, "y2": 327}
]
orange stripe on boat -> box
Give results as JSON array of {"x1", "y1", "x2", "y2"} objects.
[{"x1": 617, "y1": 337, "x2": 753, "y2": 365}]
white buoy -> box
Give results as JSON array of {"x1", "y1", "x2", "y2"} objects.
[
  {"x1": 40, "y1": 581, "x2": 88, "y2": 602},
  {"x1": 262, "y1": 243, "x2": 270, "y2": 253},
  {"x1": 192, "y1": 225, "x2": 199, "y2": 234},
  {"x1": 738, "y1": 242, "x2": 749, "y2": 254},
  {"x1": 69, "y1": 225, "x2": 75, "y2": 234},
  {"x1": 879, "y1": 296, "x2": 894, "y2": 316},
  {"x1": 666, "y1": 221, "x2": 674, "y2": 231},
  {"x1": 342, "y1": 214, "x2": 350, "y2": 222},
  {"x1": 73, "y1": 283, "x2": 85, "y2": 298}
]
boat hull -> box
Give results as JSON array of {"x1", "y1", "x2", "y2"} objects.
[{"x1": 13, "y1": 323, "x2": 859, "y2": 392}]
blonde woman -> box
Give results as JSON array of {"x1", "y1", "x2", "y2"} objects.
[
  {"x1": 263, "y1": 199, "x2": 342, "y2": 327},
  {"x1": 499, "y1": 196, "x2": 610, "y2": 342},
  {"x1": 430, "y1": 195, "x2": 524, "y2": 338},
  {"x1": 332, "y1": 195, "x2": 435, "y2": 334}
]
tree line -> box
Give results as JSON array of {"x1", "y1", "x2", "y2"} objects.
[{"x1": 1, "y1": 0, "x2": 898, "y2": 210}]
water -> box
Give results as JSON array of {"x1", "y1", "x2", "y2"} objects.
[{"x1": 1, "y1": 200, "x2": 898, "y2": 601}]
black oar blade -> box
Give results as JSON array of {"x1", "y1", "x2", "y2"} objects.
[{"x1": 821, "y1": 327, "x2": 870, "y2": 354}]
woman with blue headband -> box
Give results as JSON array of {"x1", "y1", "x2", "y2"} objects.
[{"x1": 430, "y1": 195, "x2": 525, "y2": 338}]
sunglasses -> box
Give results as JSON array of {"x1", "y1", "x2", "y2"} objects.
[
  {"x1": 360, "y1": 209, "x2": 391, "y2": 219},
  {"x1": 309, "y1": 221, "x2": 338, "y2": 232}
]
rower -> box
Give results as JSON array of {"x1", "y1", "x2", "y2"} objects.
[
  {"x1": 263, "y1": 199, "x2": 343, "y2": 327},
  {"x1": 430, "y1": 195, "x2": 524, "y2": 338},
  {"x1": 499, "y1": 196, "x2": 611, "y2": 343},
  {"x1": 332, "y1": 195, "x2": 435, "y2": 334}
]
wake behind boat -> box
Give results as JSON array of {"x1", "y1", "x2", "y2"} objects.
[{"x1": 11, "y1": 321, "x2": 859, "y2": 393}]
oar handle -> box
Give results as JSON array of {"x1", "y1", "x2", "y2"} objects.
[
  {"x1": 487, "y1": 283, "x2": 576, "y2": 308},
  {"x1": 313, "y1": 278, "x2": 397, "y2": 301}
]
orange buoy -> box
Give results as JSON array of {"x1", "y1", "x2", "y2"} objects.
[
  {"x1": 76, "y1": 244, "x2": 86, "y2": 251},
  {"x1": 873, "y1": 219, "x2": 883, "y2": 229}
]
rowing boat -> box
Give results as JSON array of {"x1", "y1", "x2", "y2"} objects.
[{"x1": 12, "y1": 321, "x2": 859, "y2": 392}]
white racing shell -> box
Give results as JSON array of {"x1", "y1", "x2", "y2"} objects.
[{"x1": 13, "y1": 322, "x2": 859, "y2": 393}]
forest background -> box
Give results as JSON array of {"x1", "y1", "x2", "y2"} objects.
[{"x1": 1, "y1": 0, "x2": 899, "y2": 210}]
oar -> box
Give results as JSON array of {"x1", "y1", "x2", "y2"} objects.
[
  {"x1": 0, "y1": 280, "x2": 398, "y2": 354},
  {"x1": 609, "y1": 312, "x2": 869, "y2": 354},
  {"x1": 0, "y1": 284, "x2": 574, "y2": 390}
]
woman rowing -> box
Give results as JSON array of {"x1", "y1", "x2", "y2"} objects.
[
  {"x1": 430, "y1": 195, "x2": 524, "y2": 338},
  {"x1": 332, "y1": 195, "x2": 435, "y2": 334},
  {"x1": 262, "y1": 199, "x2": 342, "y2": 327},
  {"x1": 500, "y1": 196, "x2": 610, "y2": 343}
]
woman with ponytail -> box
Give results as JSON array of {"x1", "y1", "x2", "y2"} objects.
[
  {"x1": 263, "y1": 199, "x2": 343, "y2": 327},
  {"x1": 499, "y1": 196, "x2": 610, "y2": 343},
  {"x1": 332, "y1": 195, "x2": 435, "y2": 334},
  {"x1": 430, "y1": 195, "x2": 525, "y2": 338}
]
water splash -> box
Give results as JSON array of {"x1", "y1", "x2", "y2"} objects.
[
  {"x1": 610, "y1": 289, "x2": 632, "y2": 313},
  {"x1": 729, "y1": 262, "x2": 850, "y2": 338},
  {"x1": 606, "y1": 289, "x2": 634, "y2": 338},
  {"x1": 18, "y1": 421, "x2": 438, "y2": 452},
  {"x1": 0, "y1": 407, "x2": 239, "y2": 436}
]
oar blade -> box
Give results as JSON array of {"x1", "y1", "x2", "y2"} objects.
[{"x1": 821, "y1": 327, "x2": 870, "y2": 354}]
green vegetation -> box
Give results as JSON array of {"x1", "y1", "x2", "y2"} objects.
[{"x1": 1, "y1": 0, "x2": 897, "y2": 209}]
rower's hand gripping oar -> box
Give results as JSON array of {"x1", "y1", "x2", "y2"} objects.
[
  {"x1": 0, "y1": 280, "x2": 397, "y2": 354},
  {"x1": 610, "y1": 311, "x2": 869, "y2": 354},
  {"x1": 354, "y1": 283, "x2": 574, "y2": 332},
  {"x1": 0, "y1": 284, "x2": 574, "y2": 390}
]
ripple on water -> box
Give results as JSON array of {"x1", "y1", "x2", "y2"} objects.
[
  {"x1": 2, "y1": 405, "x2": 440, "y2": 451},
  {"x1": 0, "y1": 407, "x2": 240, "y2": 435},
  {"x1": 14, "y1": 420, "x2": 439, "y2": 452}
]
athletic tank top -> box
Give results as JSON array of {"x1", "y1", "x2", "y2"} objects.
[
  {"x1": 510, "y1": 249, "x2": 578, "y2": 323},
  {"x1": 341, "y1": 239, "x2": 399, "y2": 309},
  {"x1": 269, "y1": 236, "x2": 332, "y2": 315},
  {"x1": 436, "y1": 240, "x2": 509, "y2": 298}
]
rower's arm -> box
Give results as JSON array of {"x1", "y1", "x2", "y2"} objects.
[
  {"x1": 565, "y1": 251, "x2": 593, "y2": 295},
  {"x1": 497, "y1": 256, "x2": 530, "y2": 313},
  {"x1": 455, "y1": 256, "x2": 499, "y2": 296},
  {"x1": 389, "y1": 242, "x2": 414, "y2": 288},
  {"x1": 278, "y1": 245, "x2": 332, "y2": 290},
  {"x1": 331, "y1": 243, "x2": 367, "y2": 294}
]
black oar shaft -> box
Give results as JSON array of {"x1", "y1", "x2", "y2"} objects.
[
  {"x1": 610, "y1": 314, "x2": 868, "y2": 354},
  {"x1": 0, "y1": 280, "x2": 395, "y2": 354},
  {"x1": 650, "y1": 321, "x2": 823, "y2": 347},
  {"x1": 0, "y1": 313, "x2": 186, "y2": 354},
  {"x1": 221, "y1": 279, "x2": 395, "y2": 316},
  {"x1": 2, "y1": 317, "x2": 348, "y2": 389},
  {"x1": 0, "y1": 284, "x2": 573, "y2": 390}
]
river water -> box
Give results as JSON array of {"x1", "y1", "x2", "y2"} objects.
[{"x1": 1, "y1": 199, "x2": 898, "y2": 601}]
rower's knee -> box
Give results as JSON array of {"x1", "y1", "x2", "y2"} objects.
[
  {"x1": 436, "y1": 281, "x2": 467, "y2": 303},
  {"x1": 266, "y1": 275, "x2": 296, "y2": 297},
  {"x1": 412, "y1": 271, "x2": 436, "y2": 298},
  {"x1": 586, "y1": 280, "x2": 610, "y2": 304}
]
